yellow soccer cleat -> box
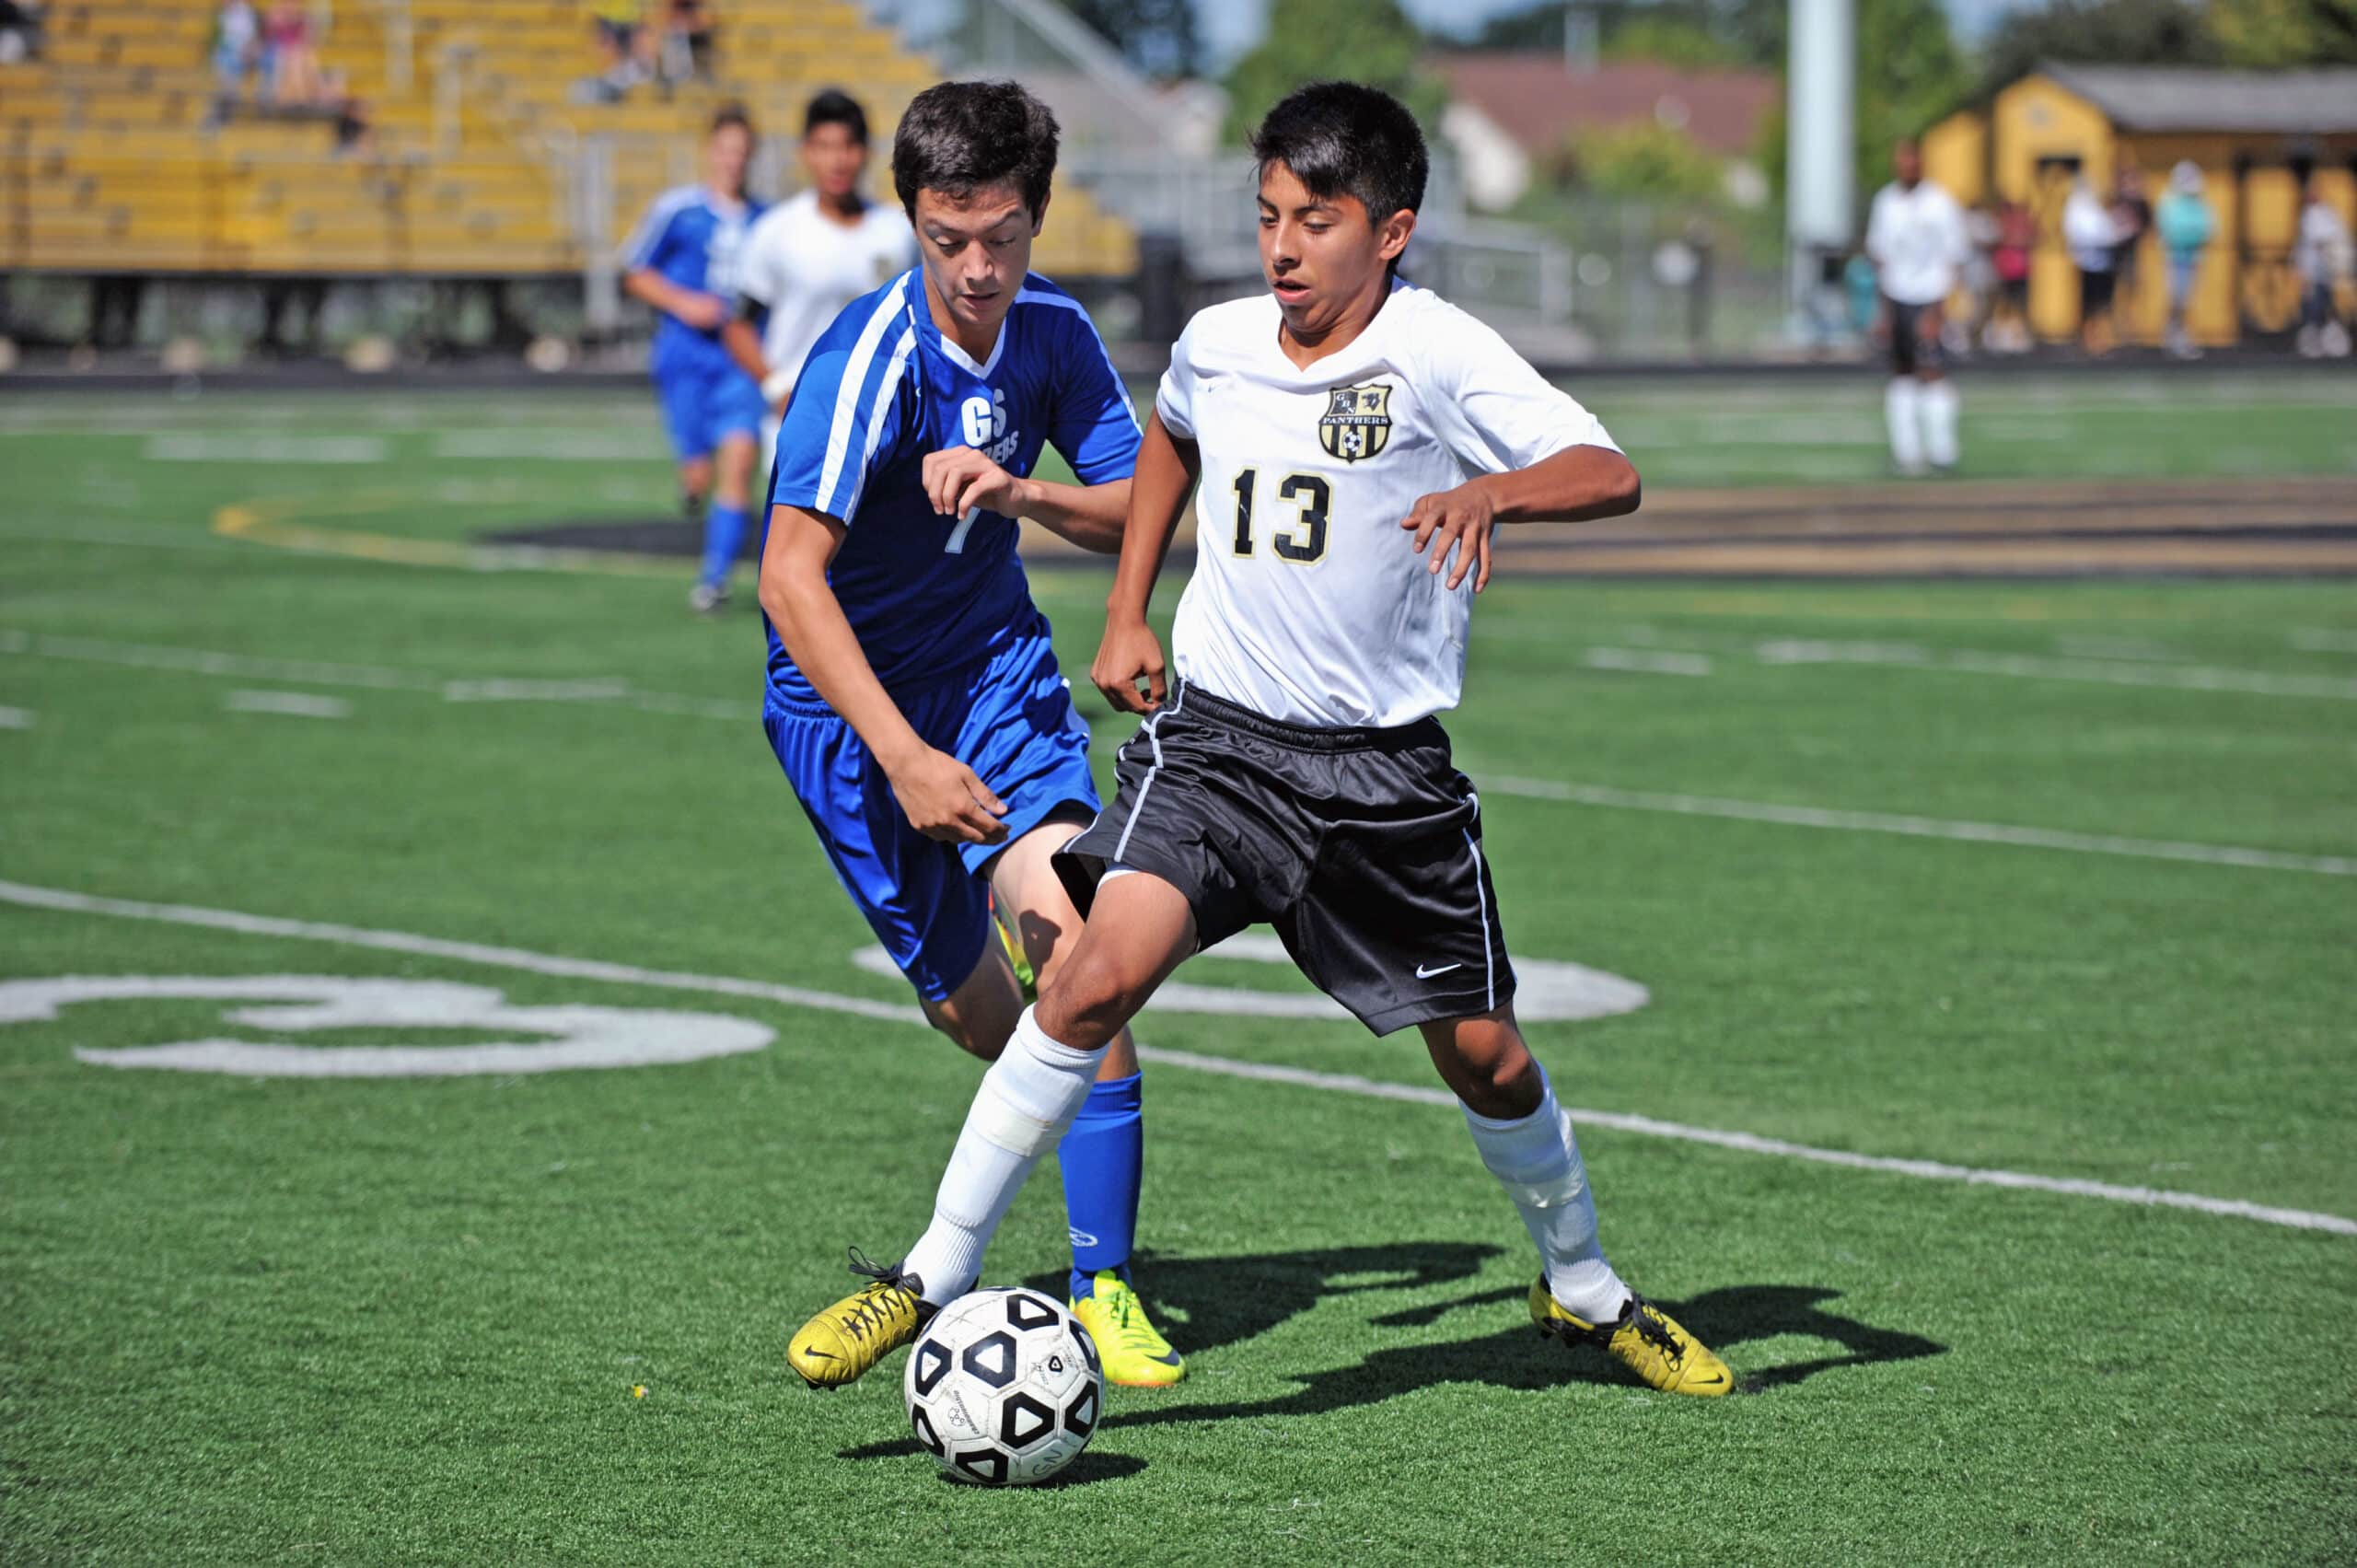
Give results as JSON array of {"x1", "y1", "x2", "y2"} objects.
[
  {"x1": 787, "y1": 1249, "x2": 930, "y2": 1390},
  {"x1": 1530, "y1": 1280, "x2": 1734, "y2": 1397},
  {"x1": 1069, "y1": 1272, "x2": 1186, "y2": 1388}
]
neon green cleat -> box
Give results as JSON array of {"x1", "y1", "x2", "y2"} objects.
[
  {"x1": 1070, "y1": 1272, "x2": 1186, "y2": 1388},
  {"x1": 1530, "y1": 1280, "x2": 1733, "y2": 1397},
  {"x1": 992, "y1": 897, "x2": 1037, "y2": 1002}
]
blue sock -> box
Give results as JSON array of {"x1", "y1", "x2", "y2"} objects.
[
  {"x1": 699, "y1": 502, "x2": 749, "y2": 588},
  {"x1": 1059, "y1": 1072, "x2": 1142, "y2": 1300}
]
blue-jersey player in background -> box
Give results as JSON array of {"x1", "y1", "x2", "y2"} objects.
[
  {"x1": 764, "y1": 82, "x2": 1185, "y2": 1389},
  {"x1": 621, "y1": 102, "x2": 769, "y2": 614}
]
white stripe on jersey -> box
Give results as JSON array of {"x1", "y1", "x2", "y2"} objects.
[
  {"x1": 1012, "y1": 286, "x2": 1140, "y2": 427},
  {"x1": 620, "y1": 184, "x2": 699, "y2": 269},
  {"x1": 815, "y1": 274, "x2": 912, "y2": 517},
  {"x1": 836, "y1": 323, "x2": 918, "y2": 524}
]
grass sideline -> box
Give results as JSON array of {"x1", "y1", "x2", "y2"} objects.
[{"x1": 2, "y1": 374, "x2": 2354, "y2": 1563}]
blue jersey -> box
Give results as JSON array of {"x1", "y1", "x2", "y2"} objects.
[
  {"x1": 765, "y1": 269, "x2": 1141, "y2": 707},
  {"x1": 621, "y1": 183, "x2": 766, "y2": 378}
]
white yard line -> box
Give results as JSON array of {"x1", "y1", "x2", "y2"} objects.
[
  {"x1": 1581, "y1": 647, "x2": 1714, "y2": 677},
  {"x1": 0, "y1": 705, "x2": 32, "y2": 729},
  {"x1": 1756, "y1": 638, "x2": 2357, "y2": 701},
  {"x1": 1482, "y1": 776, "x2": 2357, "y2": 877},
  {"x1": 0, "y1": 630, "x2": 756, "y2": 721},
  {"x1": 224, "y1": 690, "x2": 352, "y2": 719},
  {"x1": 0, "y1": 877, "x2": 2349, "y2": 1238}
]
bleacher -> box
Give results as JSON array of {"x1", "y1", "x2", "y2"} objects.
[{"x1": 0, "y1": 0, "x2": 1138, "y2": 282}]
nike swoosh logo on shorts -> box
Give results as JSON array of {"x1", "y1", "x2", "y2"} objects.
[{"x1": 1415, "y1": 962, "x2": 1464, "y2": 980}]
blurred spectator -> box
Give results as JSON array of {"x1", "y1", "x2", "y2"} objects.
[
  {"x1": 2294, "y1": 181, "x2": 2353, "y2": 359},
  {"x1": 332, "y1": 93, "x2": 375, "y2": 157},
  {"x1": 263, "y1": 0, "x2": 323, "y2": 107},
  {"x1": 1842, "y1": 250, "x2": 1878, "y2": 338},
  {"x1": 0, "y1": 1, "x2": 44, "y2": 63},
  {"x1": 588, "y1": 0, "x2": 654, "y2": 97},
  {"x1": 2155, "y1": 161, "x2": 2213, "y2": 359},
  {"x1": 207, "y1": 0, "x2": 258, "y2": 126},
  {"x1": 1958, "y1": 202, "x2": 1999, "y2": 354},
  {"x1": 1986, "y1": 198, "x2": 2034, "y2": 353},
  {"x1": 2107, "y1": 158, "x2": 2151, "y2": 321},
  {"x1": 2063, "y1": 176, "x2": 2119, "y2": 355},
  {"x1": 658, "y1": 1, "x2": 714, "y2": 88}
]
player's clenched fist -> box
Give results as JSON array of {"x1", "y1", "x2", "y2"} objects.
[
  {"x1": 922, "y1": 447, "x2": 1028, "y2": 522},
  {"x1": 1400, "y1": 482, "x2": 1499, "y2": 593},
  {"x1": 1093, "y1": 613, "x2": 1167, "y2": 714},
  {"x1": 885, "y1": 746, "x2": 1010, "y2": 844}
]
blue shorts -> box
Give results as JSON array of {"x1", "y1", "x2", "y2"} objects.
[
  {"x1": 763, "y1": 615, "x2": 1100, "y2": 1003},
  {"x1": 655, "y1": 357, "x2": 766, "y2": 462}
]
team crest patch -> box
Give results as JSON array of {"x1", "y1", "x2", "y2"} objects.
[{"x1": 1318, "y1": 383, "x2": 1393, "y2": 462}]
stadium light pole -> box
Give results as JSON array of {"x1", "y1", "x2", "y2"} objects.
[{"x1": 1785, "y1": 0, "x2": 1855, "y2": 332}]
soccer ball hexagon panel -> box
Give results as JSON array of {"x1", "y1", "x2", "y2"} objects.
[{"x1": 902, "y1": 1287, "x2": 1102, "y2": 1486}]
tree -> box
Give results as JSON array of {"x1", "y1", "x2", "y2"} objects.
[
  {"x1": 1977, "y1": 0, "x2": 2220, "y2": 92},
  {"x1": 1557, "y1": 122, "x2": 1727, "y2": 200},
  {"x1": 1602, "y1": 16, "x2": 1746, "y2": 68},
  {"x1": 1222, "y1": 0, "x2": 1445, "y2": 144},
  {"x1": 1064, "y1": 0, "x2": 1202, "y2": 81},
  {"x1": 1757, "y1": 0, "x2": 1968, "y2": 213},
  {"x1": 2208, "y1": 0, "x2": 2357, "y2": 65},
  {"x1": 1459, "y1": 0, "x2": 1783, "y2": 68}
]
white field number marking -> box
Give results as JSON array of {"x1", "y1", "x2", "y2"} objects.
[
  {"x1": 2, "y1": 880, "x2": 2350, "y2": 1234},
  {"x1": 1, "y1": 975, "x2": 772, "y2": 1077}
]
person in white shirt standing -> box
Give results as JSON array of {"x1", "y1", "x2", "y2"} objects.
[
  {"x1": 724, "y1": 89, "x2": 918, "y2": 475},
  {"x1": 1864, "y1": 139, "x2": 1969, "y2": 475}
]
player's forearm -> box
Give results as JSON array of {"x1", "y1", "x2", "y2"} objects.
[
  {"x1": 721, "y1": 318, "x2": 769, "y2": 384},
  {"x1": 1016, "y1": 477, "x2": 1129, "y2": 554},
  {"x1": 758, "y1": 540, "x2": 928, "y2": 772},
  {"x1": 622, "y1": 268, "x2": 702, "y2": 326},
  {"x1": 1473, "y1": 445, "x2": 1641, "y2": 525},
  {"x1": 1106, "y1": 420, "x2": 1197, "y2": 620}
]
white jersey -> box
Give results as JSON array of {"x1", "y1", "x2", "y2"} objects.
[
  {"x1": 1157, "y1": 283, "x2": 1620, "y2": 729},
  {"x1": 1865, "y1": 180, "x2": 1968, "y2": 305},
  {"x1": 736, "y1": 191, "x2": 916, "y2": 399}
]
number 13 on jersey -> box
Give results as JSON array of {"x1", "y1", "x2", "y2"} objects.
[{"x1": 1228, "y1": 468, "x2": 1331, "y2": 563}]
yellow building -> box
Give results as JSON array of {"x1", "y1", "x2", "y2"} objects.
[{"x1": 1924, "y1": 64, "x2": 2357, "y2": 345}]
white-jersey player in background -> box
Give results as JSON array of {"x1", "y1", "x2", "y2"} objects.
[
  {"x1": 724, "y1": 88, "x2": 917, "y2": 476},
  {"x1": 1864, "y1": 137, "x2": 1969, "y2": 475},
  {"x1": 788, "y1": 80, "x2": 1736, "y2": 1401}
]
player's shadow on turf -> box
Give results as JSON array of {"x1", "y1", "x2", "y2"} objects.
[{"x1": 837, "y1": 1256, "x2": 1945, "y2": 1459}]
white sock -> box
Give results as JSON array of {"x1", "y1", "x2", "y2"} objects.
[
  {"x1": 900, "y1": 1007, "x2": 1107, "y2": 1303},
  {"x1": 1461, "y1": 1068, "x2": 1629, "y2": 1323},
  {"x1": 1922, "y1": 378, "x2": 1960, "y2": 468},
  {"x1": 1884, "y1": 378, "x2": 1923, "y2": 470}
]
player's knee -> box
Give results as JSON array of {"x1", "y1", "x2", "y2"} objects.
[
  {"x1": 922, "y1": 998, "x2": 1006, "y2": 1062},
  {"x1": 1032, "y1": 954, "x2": 1139, "y2": 1053}
]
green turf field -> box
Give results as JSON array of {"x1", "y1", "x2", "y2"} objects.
[{"x1": 3, "y1": 372, "x2": 2354, "y2": 1563}]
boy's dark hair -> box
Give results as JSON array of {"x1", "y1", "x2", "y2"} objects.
[
  {"x1": 1250, "y1": 81, "x2": 1428, "y2": 233},
  {"x1": 891, "y1": 80, "x2": 1059, "y2": 220},
  {"x1": 710, "y1": 100, "x2": 753, "y2": 138},
  {"x1": 804, "y1": 87, "x2": 867, "y2": 145}
]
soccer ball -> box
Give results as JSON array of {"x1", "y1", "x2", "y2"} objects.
[{"x1": 903, "y1": 1287, "x2": 1101, "y2": 1486}]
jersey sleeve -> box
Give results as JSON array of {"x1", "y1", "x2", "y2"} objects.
[
  {"x1": 1426, "y1": 311, "x2": 1619, "y2": 477},
  {"x1": 620, "y1": 194, "x2": 682, "y2": 273},
  {"x1": 768, "y1": 323, "x2": 917, "y2": 524},
  {"x1": 1046, "y1": 305, "x2": 1142, "y2": 484},
  {"x1": 1153, "y1": 317, "x2": 1199, "y2": 440}
]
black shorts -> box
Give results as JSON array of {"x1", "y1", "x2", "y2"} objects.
[
  {"x1": 1055, "y1": 682, "x2": 1515, "y2": 1036},
  {"x1": 1886, "y1": 296, "x2": 1944, "y2": 375}
]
